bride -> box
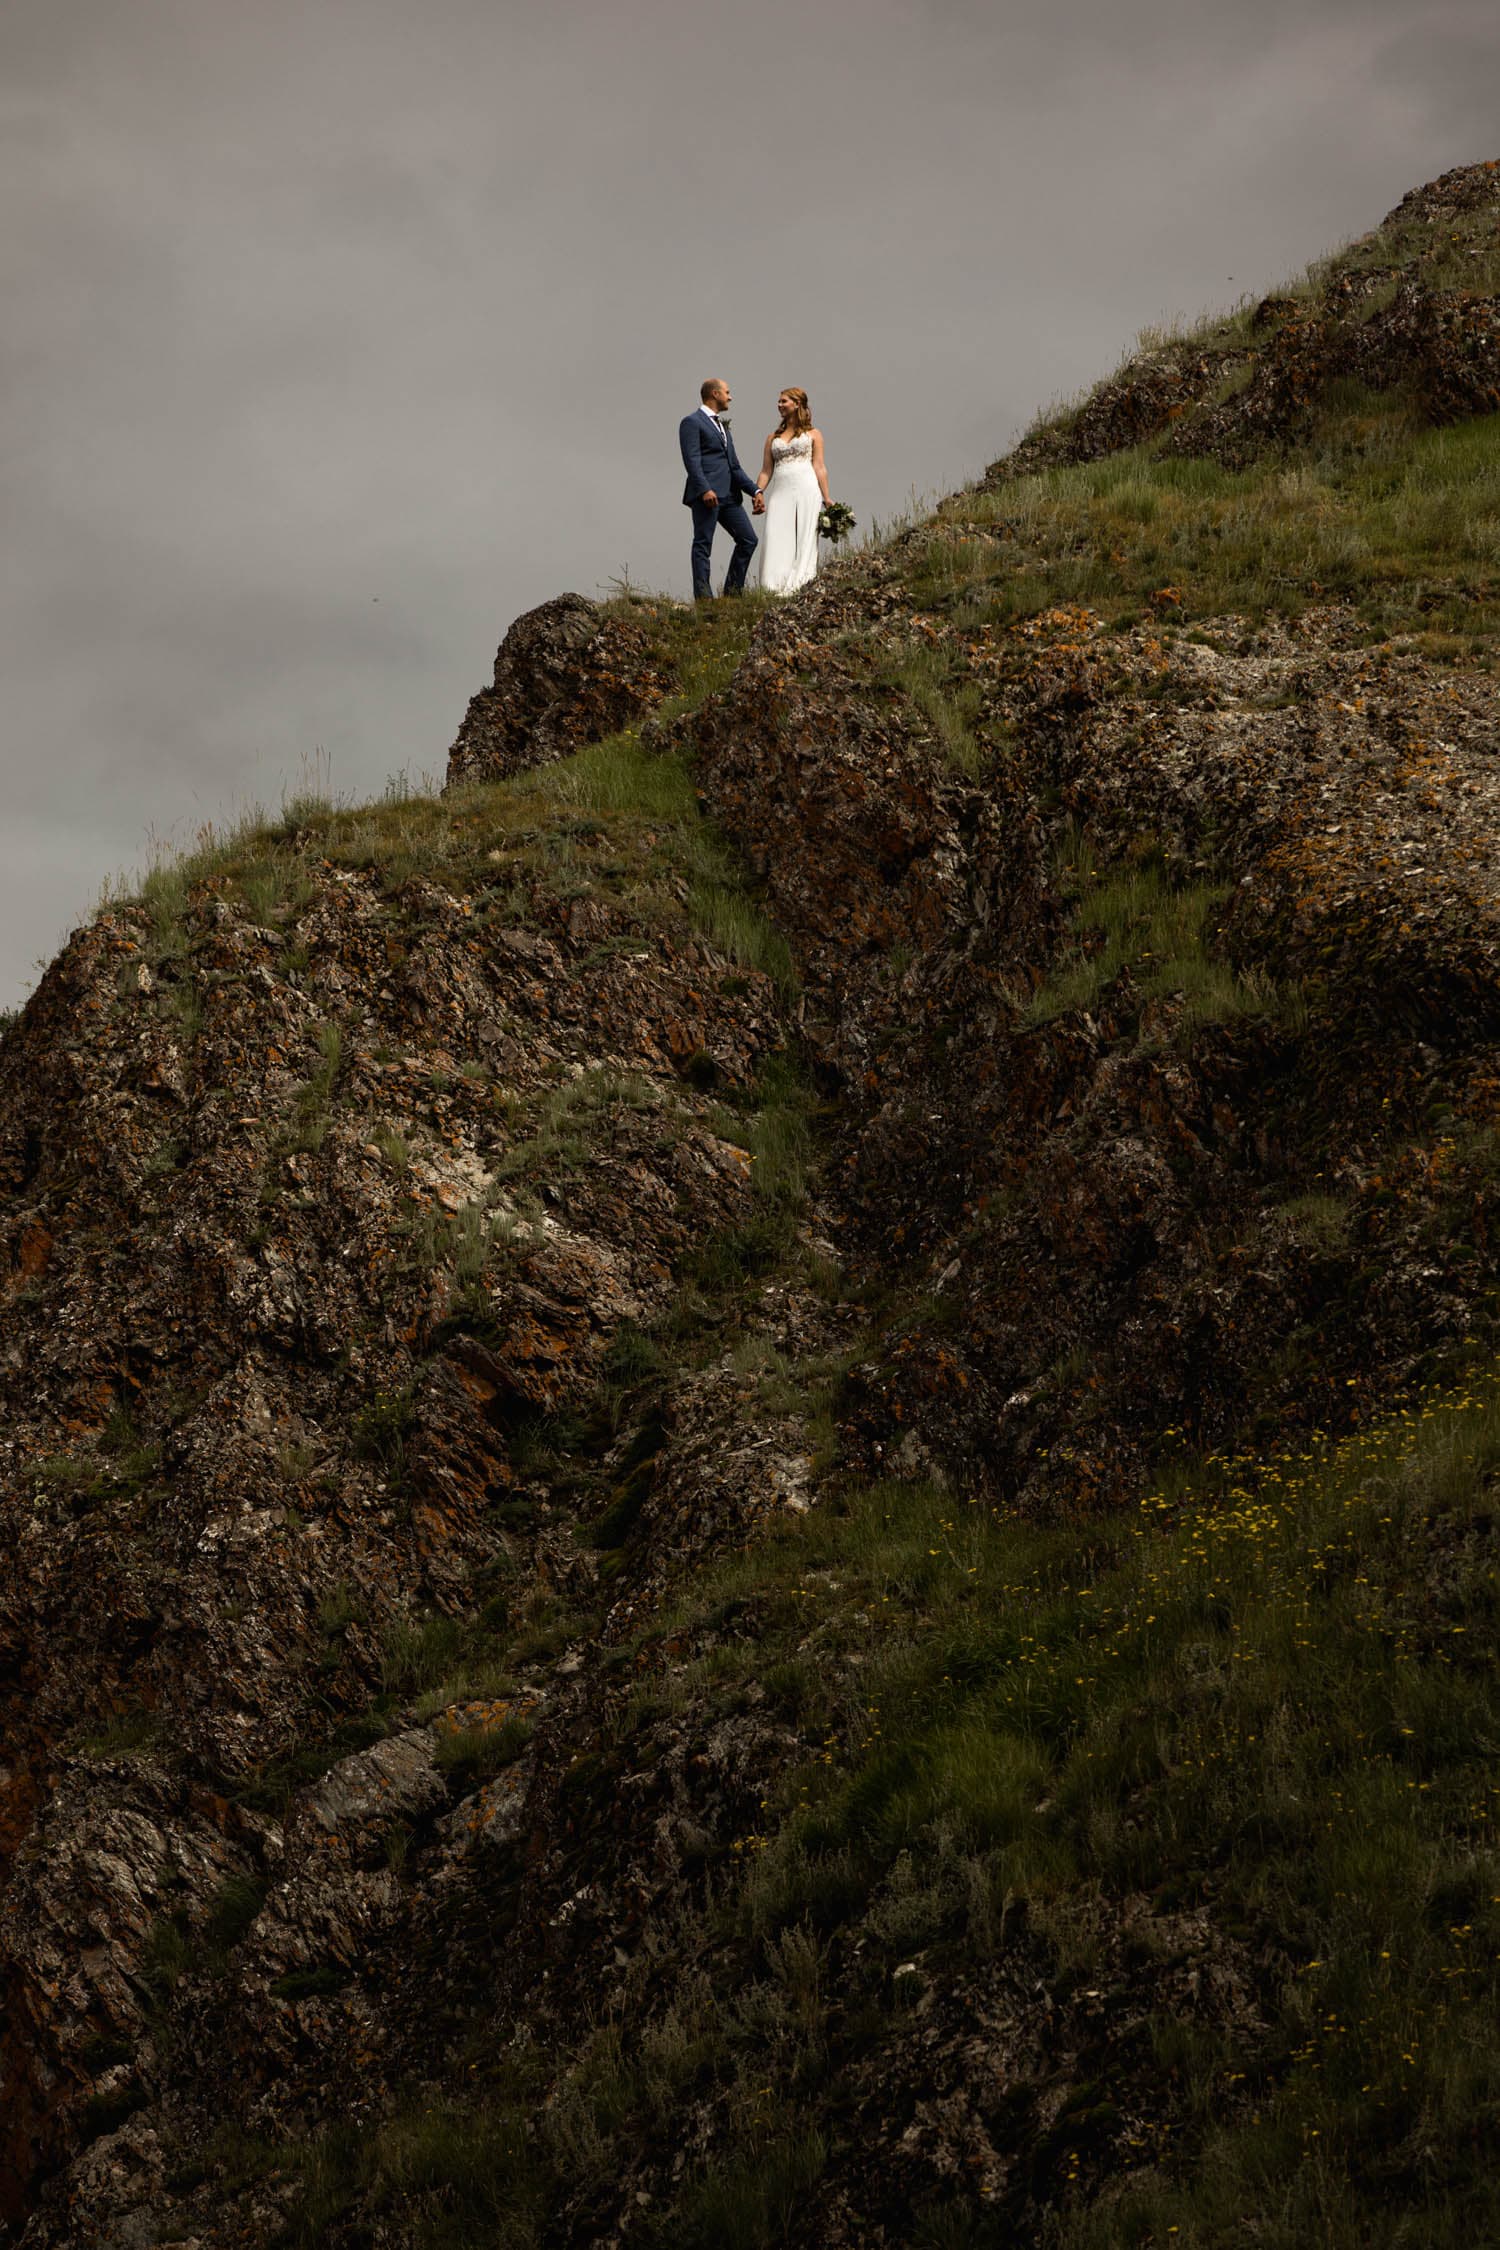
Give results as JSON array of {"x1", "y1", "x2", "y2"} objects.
[{"x1": 755, "y1": 387, "x2": 831, "y2": 595}]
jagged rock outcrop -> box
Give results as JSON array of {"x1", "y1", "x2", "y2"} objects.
[
  {"x1": 685, "y1": 576, "x2": 1500, "y2": 1511},
  {"x1": 0, "y1": 821, "x2": 787, "y2": 2222},
  {"x1": 445, "y1": 592, "x2": 672, "y2": 786},
  {"x1": 687, "y1": 598, "x2": 1045, "y2": 1085}
]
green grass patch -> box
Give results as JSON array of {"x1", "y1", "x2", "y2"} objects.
[
  {"x1": 287, "y1": 1021, "x2": 344, "y2": 1153},
  {"x1": 203, "y1": 1873, "x2": 267, "y2": 1959},
  {"x1": 875, "y1": 634, "x2": 989, "y2": 775},
  {"x1": 434, "y1": 1710, "x2": 535, "y2": 1783},
  {"x1": 599, "y1": 584, "x2": 768, "y2": 718},
  {"x1": 237, "y1": 856, "x2": 316, "y2": 925},
  {"x1": 349, "y1": 1385, "x2": 418, "y2": 1488},
  {"x1": 685, "y1": 878, "x2": 799, "y2": 998},
  {"x1": 272, "y1": 2091, "x2": 550, "y2": 2249},
  {"x1": 930, "y1": 400, "x2": 1500, "y2": 648},
  {"x1": 1013, "y1": 189, "x2": 1500, "y2": 476},
  {"x1": 75, "y1": 1707, "x2": 166, "y2": 1760},
  {"x1": 1023, "y1": 827, "x2": 1305, "y2": 1037},
  {"x1": 490, "y1": 1066, "x2": 663, "y2": 1184}
]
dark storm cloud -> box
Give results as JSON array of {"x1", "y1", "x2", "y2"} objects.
[{"x1": 3, "y1": 0, "x2": 1496, "y2": 1004}]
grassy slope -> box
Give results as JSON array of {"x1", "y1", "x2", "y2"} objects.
[
  {"x1": 920, "y1": 394, "x2": 1500, "y2": 656},
  {"x1": 664, "y1": 1379, "x2": 1500, "y2": 2247}
]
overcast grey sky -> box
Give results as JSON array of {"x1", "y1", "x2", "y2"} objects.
[{"x1": 3, "y1": 0, "x2": 1496, "y2": 1009}]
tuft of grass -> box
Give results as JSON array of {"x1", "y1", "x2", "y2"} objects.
[
  {"x1": 380, "y1": 1612, "x2": 469, "y2": 1700},
  {"x1": 283, "y1": 2100, "x2": 547, "y2": 2249},
  {"x1": 1278, "y1": 1190, "x2": 1355, "y2": 1258},
  {"x1": 349, "y1": 1386, "x2": 418, "y2": 1489},
  {"x1": 288, "y1": 1022, "x2": 345, "y2": 1152},
  {"x1": 513, "y1": 726, "x2": 697, "y2": 824},
  {"x1": 489, "y1": 1066, "x2": 662, "y2": 1187},
  {"x1": 138, "y1": 865, "x2": 192, "y2": 961},
  {"x1": 142, "y1": 1915, "x2": 193, "y2": 2002},
  {"x1": 659, "y1": 2124, "x2": 828, "y2": 2250},
  {"x1": 317, "y1": 1580, "x2": 368, "y2": 1637},
  {"x1": 877, "y1": 634, "x2": 989, "y2": 775},
  {"x1": 372, "y1": 1122, "x2": 411, "y2": 1172},
  {"x1": 76, "y1": 1708, "x2": 165, "y2": 1761},
  {"x1": 237, "y1": 857, "x2": 316, "y2": 925},
  {"x1": 434, "y1": 1709, "x2": 535, "y2": 1782},
  {"x1": 142, "y1": 1136, "x2": 186, "y2": 1180},
  {"x1": 685, "y1": 881, "x2": 798, "y2": 999},
  {"x1": 203, "y1": 1873, "x2": 266, "y2": 1961},
  {"x1": 1022, "y1": 829, "x2": 1304, "y2": 1038}
]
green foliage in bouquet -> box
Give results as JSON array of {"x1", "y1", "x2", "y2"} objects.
[{"x1": 817, "y1": 499, "x2": 857, "y2": 545}]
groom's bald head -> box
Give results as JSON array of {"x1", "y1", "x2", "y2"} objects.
[{"x1": 701, "y1": 378, "x2": 730, "y2": 408}]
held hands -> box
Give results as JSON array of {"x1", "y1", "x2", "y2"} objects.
[{"x1": 702, "y1": 489, "x2": 767, "y2": 513}]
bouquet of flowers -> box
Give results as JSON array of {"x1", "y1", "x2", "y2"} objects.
[{"x1": 817, "y1": 499, "x2": 857, "y2": 545}]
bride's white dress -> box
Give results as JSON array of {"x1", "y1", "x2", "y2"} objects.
[{"x1": 760, "y1": 434, "x2": 821, "y2": 594}]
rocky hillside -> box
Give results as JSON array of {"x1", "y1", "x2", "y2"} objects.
[{"x1": 2, "y1": 162, "x2": 1499, "y2": 2248}]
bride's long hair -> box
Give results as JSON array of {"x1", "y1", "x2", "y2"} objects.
[{"x1": 775, "y1": 387, "x2": 813, "y2": 437}]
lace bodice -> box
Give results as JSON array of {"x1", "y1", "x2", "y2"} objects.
[{"x1": 761, "y1": 432, "x2": 821, "y2": 594}]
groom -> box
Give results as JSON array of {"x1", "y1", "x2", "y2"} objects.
[{"x1": 680, "y1": 377, "x2": 764, "y2": 600}]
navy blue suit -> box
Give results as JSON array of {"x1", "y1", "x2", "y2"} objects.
[{"x1": 680, "y1": 408, "x2": 759, "y2": 598}]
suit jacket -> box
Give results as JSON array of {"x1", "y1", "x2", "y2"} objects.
[{"x1": 680, "y1": 409, "x2": 758, "y2": 508}]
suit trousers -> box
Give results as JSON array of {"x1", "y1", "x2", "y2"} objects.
[{"x1": 689, "y1": 495, "x2": 758, "y2": 598}]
